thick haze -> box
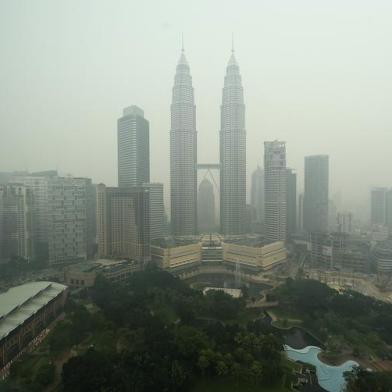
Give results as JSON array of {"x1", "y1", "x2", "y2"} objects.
[{"x1": 1, "y1": 0, "x2": 392, "y2": 218}]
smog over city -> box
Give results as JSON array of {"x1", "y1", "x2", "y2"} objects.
[{"x1": 1, "y1": 1, "x2": 392, "y2": 391}]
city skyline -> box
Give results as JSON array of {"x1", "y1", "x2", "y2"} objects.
[{"x1": 2, "y1": 1, "x2": 392, "y2": 221}]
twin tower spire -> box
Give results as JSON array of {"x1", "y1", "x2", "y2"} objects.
[{"x1": 170, "y1": 41, "x2": 246, "y2": 236}]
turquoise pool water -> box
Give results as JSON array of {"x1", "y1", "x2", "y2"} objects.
[{"x1": 284, "y1": 345, "x2": 358, "y2": 392}]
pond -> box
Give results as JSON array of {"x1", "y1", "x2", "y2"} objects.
[
  {"x1": 285, "y1": 345, "x2": 358, "y2": 392},
  {"x1": 187, "y1": 273, "x2": 271, "y2": 299},
  {"x1": 282, "y1": 326, "x2": 323, "y2": 349}
]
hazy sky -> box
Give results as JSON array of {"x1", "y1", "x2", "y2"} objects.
[{"x1": 1, "y1": 0, "x2": 392, "y2": 217}]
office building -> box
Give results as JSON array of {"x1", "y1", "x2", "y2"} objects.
[
  {"x1": 250, "y1": 167, "x2": 264, "y2": 233},
  {"x1": 0, "y1": 184, "x2": 33, "y2": 261},
  {"x1": 46, "y1": 177, "x2": 90, "y2": 265},
  {"x1": 10, "y1": 172, "x2": 95, "y2": 264},
  {"x1": 96, "y1": 184, "x2": 150, "y2": 263},
  {"x1": 386, "y1": 190, "x2": 392, "y2": 231},
  {"x1": 286, "y1": 168, "x2": 297, "y2": 238},
  {"x1": 220, "y1": 48, "x2": 246, "y2": 235},
  {"x1": 222, "y1": 238, "x2": 287, "y2": 272},
  {"x1": 303, "y1": 155, "x2": 329, "y2": 233},
  {"x1": 264, "y1": 141, "x2": 287, "y2": 242},
  {"x1": 10, "y1": 172, "x2": 56, "y2": 261},
  {"x1": 151, "y1": 238, "x2": 202, "y2": 270},
  {"x1": 170, "y1": 47, "x2": 197, "y2": 236},
  {"x1": 298, "y1": 193, "x2": 304, "y2": 232},
  {"x1": 118, "y1": 106, "x2": 149, "y2": 188},
  {"x1": 337, "y1": 212, "x2": 353, "y2": 234},
  {"x1": 64, "y1": 259, "x2": 139, "y2": 288},
  {"x1": 143, "y1": 182, "x2": 165, "y2": 240}
]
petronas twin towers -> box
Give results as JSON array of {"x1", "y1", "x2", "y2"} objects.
[{"x1": 170, "y1": 46, "x2": 246, "y2": 236}]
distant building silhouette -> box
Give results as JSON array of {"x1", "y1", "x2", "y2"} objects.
[
  {"x1": 286, "y1": 168, "x2": 297, "y2": 238},
  {"x1": 303, "y1": 155, "x2": 329, "y2": 233},
  {"x1": 298, "y1": 193, "x2": 304, "y2": 232},
  {"x1": 371, "y1": 187, "x2": 388, "y2": 226},
  {"x1": 250, "y1": 167, "x2": 264, "y2": 233},
  {"x1": 198, "y1": 178, "x2": 215, "y2": 233}
]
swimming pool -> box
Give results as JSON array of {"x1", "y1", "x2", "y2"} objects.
[{"x1": 284, "y1": 345, "x2": 358, "y2": 392}]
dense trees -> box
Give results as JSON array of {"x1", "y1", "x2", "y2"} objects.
[
  {"x1": 60, "y1": 269, "x2": 286, "y2": 391},
  {"x1": 275, "y1": 278, "x2": 392, "y2": 358},
  {"x1": 0, "y1": 256, "x2": 47, "y2": 280},
  {"x1": 345, "y1": 367, "x2": 392, "y2": 392}
]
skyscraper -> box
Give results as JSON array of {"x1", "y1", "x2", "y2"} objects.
[
  {"x1": 198, "y1": 178, "x2": 215, "y2": 233},
  {"x1": 143, "y1": 182, "x2": 165, "y2": 240},
  {"x1": 9, "y1": 171, "x2": 95, "y2": 264},
  {"x1": 298, "y1": 193, "x2": 304, "y2": 232},
  {"x1": 303, "y1": 155, "x2": 329, "y2": 233},
  {"x1": 170, "y1": 47, "x2": 197, "y2": 236},
  {"x1": 286, "y1": 168, "x2": 297, "y2": 237},
  {"x1": 371, "y1": 187, "x2": 388, "y2": 226},
  {"x1": 386, "y1": 190, "x2": 392, "y2": 231},
  {"x1": 220, "y1": 47, "x2": 246, "y2": 235},
  {"x1": 118, "y1": 106, "x2": 149, "y2": 188},
  {"x1": 47, "y1": 177, "x2": 89, "y2": 265},
  {"x1": 250, "y1": 166, "x2": 264, "y2": 232},
  {"x1": 10, "y1": 172, "x2": 54, "y2": 261},
  {"x1": 264, "y1": 141, "x2": 287, "y2": 242},
  {"x1": 0, "y1": 184, "x2": 33, "y2": 261},
  {"x1": 96, "y1": 184, "x2": 150, "y2": 263}
]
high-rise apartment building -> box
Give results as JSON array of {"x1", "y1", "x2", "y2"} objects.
[
  {"x1": 0, "y1": 184, "x2": 34, "y2": 261},
  {"x1": 47, "y1": 177, "x2": 89, "y2": 265},
  {"x1": 303, "y1": 155, "x2": 329, "y2": 233},
  {"x1": 96, "y1": 184, "x2": 150, "y2": 263},
  {"x1": 286, "y1": 168, "x2": 297, "y2": 238},
  {"x1": 10, "y1": 171, "x2": 55, "y2": 261},
  {"x1": 198, "y1": 178, "x2": 215, "y2": 233},
  {"x1": 10, "y1": 172, "x2": 95, "y2": 264},
  {"x1": 118, "y1": 106, "x2": 149, "y2": 188},
  {"x1": 143, "y1": 183, "x2": 165, "y2": 241},
  {"x1": 220, "y1": 48, "x2": 246, "y2": 235},
  {"x1": 264, "y1": 141, "x2": 287, "y2": 242},
  {"x1": 170, "y1": 48, "x2": 197, "y2": 236},
  {"x1": 250, "y1": 167, "x2": 264, "y2": 232}
]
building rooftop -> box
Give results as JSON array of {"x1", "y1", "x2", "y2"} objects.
[
  {"x1": 69, "y1": 259, "x2": 135, "y2": 272},
  {"x1": 224, "y1": 236, "x2": 266, "y2": 247},
  {"x1": 151, "y1": 237, "x2": 199, "y2": 248},
  {"x1": 0, "y1": 281, "x2": 67, "y2": 341}
]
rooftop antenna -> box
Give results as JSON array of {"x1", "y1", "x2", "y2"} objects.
[
  {"x1": 231, "y1": 32, "x2": 234, "y2": 53},
  {"x1": 181, "y1": 33, "x2": 184, "y2": 52}
]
